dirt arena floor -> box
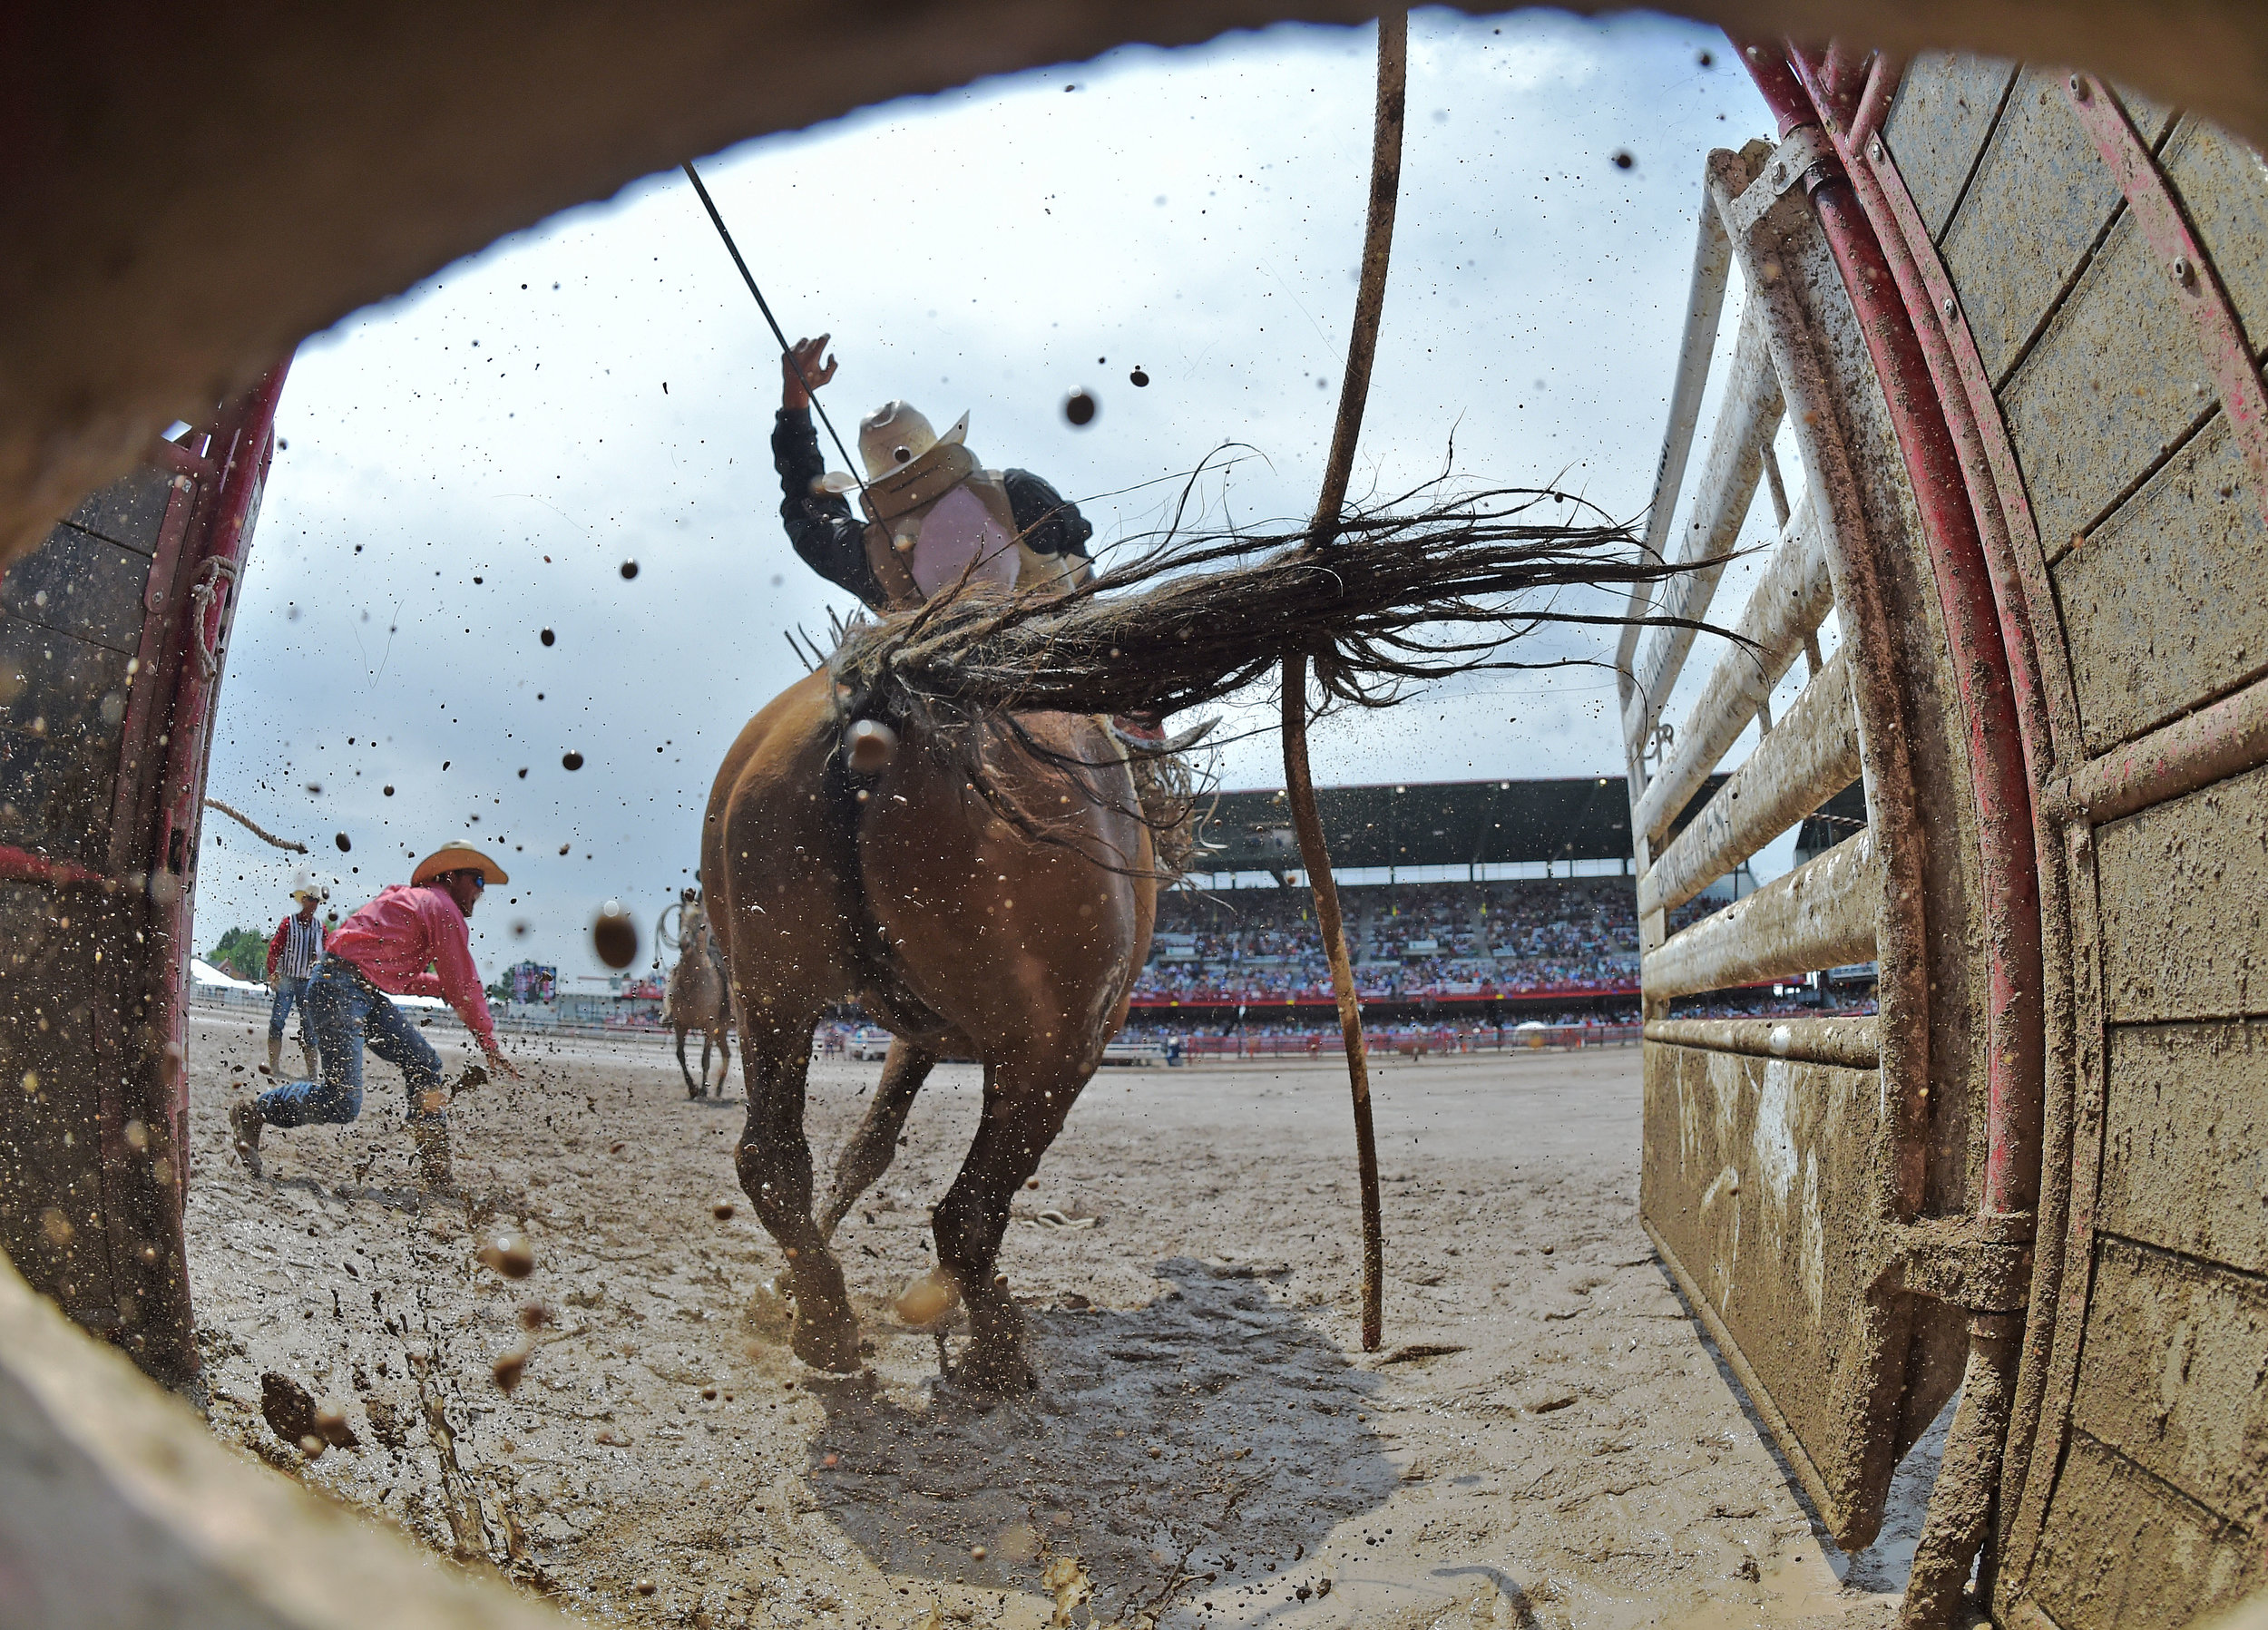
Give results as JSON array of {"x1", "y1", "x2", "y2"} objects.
[{"x1": 180, "y1": 1010, "x2": 1950, "y2": 1629}]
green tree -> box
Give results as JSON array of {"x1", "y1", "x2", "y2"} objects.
[{"x1": 206, "y1": 926, "x2": 269, "y2": 983}]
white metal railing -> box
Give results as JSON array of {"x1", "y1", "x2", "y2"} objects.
[{"x1": 1624, "y1": 138, "x2": 1875, "y2": 1016}]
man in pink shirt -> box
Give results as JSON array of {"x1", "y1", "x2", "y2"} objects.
[{"x1": 231, "y1": 844, "x2": 520, "y2": 1188}]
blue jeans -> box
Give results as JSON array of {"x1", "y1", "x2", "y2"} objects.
[
  {"x1": 268, "y1": 974, "x2": 312, "y2": 1040},
  {"x1": 257, "y1": 959, "x2": 445, "y2": 1128}
]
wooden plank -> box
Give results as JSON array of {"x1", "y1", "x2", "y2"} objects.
[
  {"x1": 59, "y1": 470, "x2": 181, "y2": 559},
  {"x1": 1882, "y1": 52, "x2": 2019, "y2": 243},
  {"x1": 2097, "y1": 756, "x2": 2268, "y2": 1023},
  {"x1": 1640, "y1": 1040, "x2": 1902, "y2": 1547},
  {"x1": 2028, "y1": 1430, "x2": 2254, "y2": 1630},
  {"x1": 2102, "y1": 1020, "x2": 2268, "y2": 1274},
  {"x1": 2056, "y1": 412, "x2": 2268, "y2": 753},
  {"x1": 2163, "y1": 114, "x2": 2268, "y2": 357},
  {"x1": 1644, "y1": 1014, "x2": 1877, "y2": 1068},
  {"x1": 2070, "y1": 1237, "x2": 2268, "y2": 1524},
  {"x1": 1643, "y1": 827, "x2": 1878, "y2": 1000},
  {"x1": 1640, "y1": 650, "x2": 1859, "y2": 916},
  {"x1": 1, "y1": 524, "x2": 155, "y2": 657},
  {"x1": 1942, "y1": 65, "x2": 2127, "y2": 386},
  {"x1": 2003, "y1": 209, "x2": 2216, "y2": 558}
]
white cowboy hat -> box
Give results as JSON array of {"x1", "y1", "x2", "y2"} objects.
[
  {"x1": 855, "y1": 400, "x2": 969, "y2": 483},
  {"x1": 288, "y1": 867, "x2": 329, "y2": 903}
]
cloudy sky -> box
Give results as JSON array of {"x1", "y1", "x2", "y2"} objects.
[{"x1": 195, "y1": 8, "x2": 1780, "y2": 977}]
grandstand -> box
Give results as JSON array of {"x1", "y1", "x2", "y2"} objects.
[{"x1": 1129, "y1": 775, "x2": 1746, "y2": 1029}]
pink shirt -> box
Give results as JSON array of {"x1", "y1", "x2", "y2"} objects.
[{"x1": 326, "y1": 883, "x2": 498, "y2": 1050}]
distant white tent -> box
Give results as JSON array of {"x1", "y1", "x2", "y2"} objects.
[
  {"x1": 186, "y1": 958, "x2": 447, "y2": 1013},
  {"x1": 190, "y1": 958, "x2": 266, "y2": 993}
]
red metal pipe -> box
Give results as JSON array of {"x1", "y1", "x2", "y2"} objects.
[
  {"x1": 1739, "y1": 38, "x2": 1813, "y2": 137},
  {"x1": 147, "y1": 363, "x2": 288, "y2": 1203},
  {"x1": 0, "y1": 844, "x2": 110, "y2": 887},
  {"x1": 1820, "y1": 41, "x2": 1870, "y2": 126},
  {"x1": 1747, "y1": 45, "x2": 2044, "y2": 1218},
  {"x1": 1826, "y1": 62, "x2": 2087, "y2": 1581},
  {"x1": 1849, "y1": 54, "x2": 1901, "y2": 148}
]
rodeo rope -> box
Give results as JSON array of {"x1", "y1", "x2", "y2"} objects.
[
  {"x1": 680, "y1": 159, "x2": 867, "y2": 495},
  {"x1": 1285, "y1": 9, "x2": 1406, "y2": 1353},
  {"x1": 202, "y1": 798, "x2": 308, "y2": 854}
]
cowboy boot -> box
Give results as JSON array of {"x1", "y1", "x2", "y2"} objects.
[
  {"x1": 411, "y1": 1121, "x2": 453, "y2": 1191},
  {"x1": 230, "y1": 1101, "x2": 265, "y2": 1178},
  {"x1": 264, "y1": 1035, "x2": 283, "y2": 1078},
  {"x1": 298, "y1": 1036, "x2": 320, "y2": 1081}
]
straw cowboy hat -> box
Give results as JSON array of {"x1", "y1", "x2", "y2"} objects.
[
  {"x1": 411, "y1": 845, "x2": 510, "y2": 887},
  {"x1": 855, "y1": 400, "x2": 969, "y2": 483}
]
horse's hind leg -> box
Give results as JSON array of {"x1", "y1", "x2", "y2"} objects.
[
  {"x1": 734, "y1": 1013, "x2": 861, "y2": 1372},
  {"x1": 710, "y1": 1025, "x2": 732, "y2": 1098},
  {"x1": 676, "y1": 1028, "x2": 702, "y2": 1098},
  {"x1": 699, "y1": 1030, "x2": 715, "y2": 1098},
  {"x1": 933, "y1": 1054, "x2": 1086, "y2": 1393},
  {"x1": 819, "y1": 1039, "x2": 936, "y2": 1243}
]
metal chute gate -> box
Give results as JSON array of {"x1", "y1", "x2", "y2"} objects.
[
  {"x1": 0, "y1": 374, "x2": 284, "y2": 1391},
  {"x1": 1629, "y1": 44, "x2": 2268, "y2": 1625}
]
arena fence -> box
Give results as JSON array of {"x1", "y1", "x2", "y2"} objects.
[{"x1": 1168, "y1": 1023, "x2": 1642, "y2": 1059}]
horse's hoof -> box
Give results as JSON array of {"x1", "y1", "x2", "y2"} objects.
[
  {"x1": 946, "y1": 1344, "x2": 1037, "y2": 1396},
  {"x1": 789, "y1": 1312, "x2": 865, "y2": 1374}
]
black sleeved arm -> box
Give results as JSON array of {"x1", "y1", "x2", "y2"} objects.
[
  {"x1": 1002, "y1": 468, "x2": 1094, "y2": 561},
  {"x1": 772, "y1": 407, "x2": 886, "y2": 608}
]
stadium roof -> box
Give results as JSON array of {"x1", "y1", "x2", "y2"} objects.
[{"x1": 1191, "y1": 775, "x2": 1728, "y2": 874}]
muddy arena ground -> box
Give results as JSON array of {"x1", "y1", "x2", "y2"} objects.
[{"x1": 180, "y1": 1010, "x2": 1949, "y2": 1629}]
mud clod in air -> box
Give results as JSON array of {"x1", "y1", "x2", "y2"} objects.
[
  {"x1": 846, "y1": 717, "x2": 898, "y2": 774},
  {"x1": 261, "y1": 1371, "x2": 357, "y2": 1449},
  {"x1": 334, "y1": 833, "x2": 352, "y2": 853},
  {"x1": 1611, "y1": 150, "x2": 1635, "y2": 170},
  {"x1": 619, "y1": 560, "x2": 640, "y2": 581},
  {"x1": 592, "y1": 901, "x2": 638, "y2": 970},
  {"x1": 492, "y1": 1344, "x2": 530, "y2": 1393},
  {"x1": 1063, "y1": 389, "x2": 1098, "y2": 427},
  {"x1": 540, "y1": 629, "x2": 556, "y2": 646},
  {"x1": 562, "y1": 751, "x2": 584, "y2": 771},
  {"x1": 475, "y1": 1231, "x2": 536, "y2": 1279},
  {"x1": 712, "y1": 1200, "x2": 737, "y2": 1221},
  {"x1": 1129, "y1": 368, "x2": 1149, "y2": 387}
]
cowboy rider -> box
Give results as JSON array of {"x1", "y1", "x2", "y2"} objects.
[{"x1": 771, "y1": 335, "x2": 1095, "y2": 611}]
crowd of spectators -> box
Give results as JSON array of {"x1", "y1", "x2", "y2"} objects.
[{"x1": 1129, "y1": 877, "x2": 1725, "y2": 1005}]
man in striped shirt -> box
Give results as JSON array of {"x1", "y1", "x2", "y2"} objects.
[{"x1": 263, "y1": 876, "x2": 327, "y2": 1082}]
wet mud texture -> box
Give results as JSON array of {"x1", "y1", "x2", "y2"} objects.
[{"x1": 181, "y1": 1012, "x2": 1943, "y2": 1628}]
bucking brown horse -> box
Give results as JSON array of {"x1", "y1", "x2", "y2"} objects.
[
  {"x1": 701, "y1": 669, "x2": 1155, "y2": 1391},
  {"x1": 661, "y1": 895, "x2": 733, "y2": 1098}
]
